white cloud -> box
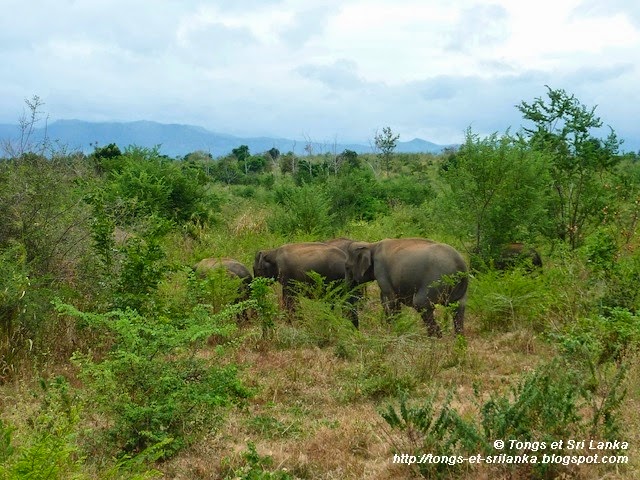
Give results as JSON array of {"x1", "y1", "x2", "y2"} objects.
[{"x1": 1, "y1": 0, "x2": 639, "y2": 149}]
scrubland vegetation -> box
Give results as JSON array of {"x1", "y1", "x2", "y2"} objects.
[{"x1": 1, "y1": 88, "x2": 640, "y2": 479}]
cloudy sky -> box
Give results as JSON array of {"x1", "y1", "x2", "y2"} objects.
[{"x1": 1, "y1": 0, "x2": 639, "y2": 149}]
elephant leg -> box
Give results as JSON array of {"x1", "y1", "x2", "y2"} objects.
[
  {"x1": 381, "y1": 292, "x2": 400, "y2": 319},
  {"x1": 453, "y1": 302, "x2": 465, "y2": 335},
  {"x1": 414, "y1": 289, "x2": 442, "y2": 337},
  {"x1": 282, "y1": 284, "x2": 297, "y2": 313},
  {"x1": 420, "y1": 305, "x2": 442, "y2": 337},
  {"x1": 345, "y1": 292, "x2": 359, "y2": 329}
]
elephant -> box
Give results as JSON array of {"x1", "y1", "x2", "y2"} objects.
[
  {"x1": 494, "y1": 243, "x2": 542, "y2": 271},
  {"x1": 322, "y1": 237, "x2": 356, "y2": 253},
  {"x1": 344, "y1": 238, "x2": 468, "y2": 337},
  {"x1": 253, "y1": 242, "x2": 358, "y2": 327},
  {"x1": 193, "y1": 257, "x2": 253, "y2": 304}
]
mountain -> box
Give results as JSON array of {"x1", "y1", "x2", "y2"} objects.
[{"x1": 0, "y1": 120, "x2": 450, "y2": 157}]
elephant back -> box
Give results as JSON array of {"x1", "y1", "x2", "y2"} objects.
[
  {"x1": 276, "y1": 242, "x2": 348, "y2": 282},
  {"x1": 194, "y1": 257, "x2": 252, "y2": 281}
]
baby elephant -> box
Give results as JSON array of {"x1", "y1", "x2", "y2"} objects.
[{"x1": 193, "y1": 257, "x2": 253, "y2": 304}]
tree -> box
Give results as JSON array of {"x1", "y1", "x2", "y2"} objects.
[
  {"x1": 374, "y1": 126, "x2": 400, "y2": 176},
  {"x1": 90, "y1": 143, "x2": 122, "y2": 175},
  {"x1": 232, "y1": 145, "x2": 251, "y2": 174},
  {"x1": 266, "y1": 147, "x2": 280, "y2": 171},
  {"x1": 435, "y1": 129, "x2": 550, "y2": 261},
  {"x1": 517, "y1": 86, "x2": 621, "y2": 249},
  {"x1": 339, "y1": 149, "x2": 360, "y2": 170},
  {"x1": 1, "y1": 95, "x2": 49, "y2": 158}
]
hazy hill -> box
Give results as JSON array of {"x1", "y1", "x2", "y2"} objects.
[{"x1": 0, "y1": 120, "x2": 449, "y2": 157}]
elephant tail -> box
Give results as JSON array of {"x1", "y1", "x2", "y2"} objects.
[{"x1": 450, "y1": 270, "x2": 469, "y2": 303}]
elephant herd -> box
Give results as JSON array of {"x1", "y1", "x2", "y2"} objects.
[
  {"x1": 194, "y1": 237, "x2": 472, "y2": 337},
  {"x1": 194, "y1": 238, "x2": 542, "y2": 337}
]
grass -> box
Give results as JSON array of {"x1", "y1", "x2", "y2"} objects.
[
  {"x1": 2, "y1": 199, "x2": 639, "y2": 480},
  {"x1": 151, "y1": 303, "x2": 638, "y2": 479},
  {"x1": 2, "y1": 288, "x2": 638, "y2": 479}
]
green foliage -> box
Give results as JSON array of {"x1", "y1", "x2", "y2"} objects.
[
  {"x1": 250, "y1": 277, "x2": 280, "y2": 339},
  {"x1": 0, "y1": 153, "x2": 92, "y2": 278},
  {"x1": 267, "y1": 183, "x2": 334, "y2": 236},
  {"x1": 221, "y1": 443, "x2": 293, "y2": 480},
  {"x1": 0, "y1": 377, "x2": 86, "y2": 480},
  {"x1": 468, "y1": 269, "x2": 549, "y2": 332},
  {"x1": 549, "y1": 308, "x2": 636, "y2": 439},
  {"x1": 293, "y1": 272, "x2": 358, "y2": 347},
  {"x1": 90, "y1": 143, "x2": 122, "y2": 175},
  {"x1": 579, "y1": 228, "x2": 640, "y2": 311},
  {"x1": 435, "y1": 130, "x2": 549, "y2": 255},
  {"x1": 479, "y1": 364, "x2": 582, "y2": 449},
  {"x1": 374, "y1": 126, "x2": 400, "y2": 175},
  {"x1": 325, "y1": 168, "x2": 388, "y2": 223},
  {"x1": 0, "y1": 243, "x2": 29, "y2": 342},
  {"x1": 379, "y1": 175, "x2": 433, "y2": 207},
  {"x1": 57, "y1": 301, "x2": 251, "y2": 458},
  {"x1": 293, "y1": 158, "x2": 325, "y2": 184},
  {"x1": 338, "y1": 149, "x2": 360, "y2": 170},
  {"x1": 114, "y1": 222, "x2": 171, "y2": 313},
  {"x1": 382, "y1": 361, "x2": 606, "y2": 478},
  {"x1": 190, "y1": 266, "x2": 246, "y2": 314},
  {"x1": 89, "y1": 146, "x2": 216, "y2": 225},
  {"x1": 518, "y1": 86, "x2": 621, "y2": 248},
  {"x1": 601, "y1": 249, "x2": 640, "y2": 311},
  {"x1": 381, "y1": 392, "x2": 475, "y2": 478}
]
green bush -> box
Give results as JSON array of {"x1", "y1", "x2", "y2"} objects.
[
  {"x1": 57, "y1": 301, "x2": 251, "y2": 458},
  {"x1": 249, "y1": 276, "x2": 280, "y2": 339},
  {"x1": 90, "y1": 146, "x2": 216, "y2": 226},
  {"x1": 381, "y1": 360, "x2": 610, "y2": 479},
  {"x1": 551, "y1": 307, "x2": 637, "y2": 438},
  {"x1": 325, "y1": 169, "x2": 388, "y2": 222},
  {"x1": 468, "y1": 269, "x2": 549, "y2": 332},
  {"x1": 267, "y1": 183, "x2": 334, "y2": 236},
  {"x1": 379, "y1": 175, "x2": 433, "y2": 207},
  {"x1": 221, "y1": 443, "x2": 293, "y2": 480},
  {"x1": 0, "y1": 377, "x2": 86, "y2": 480}
]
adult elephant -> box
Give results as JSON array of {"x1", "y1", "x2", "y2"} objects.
[
  {"x1": 495, "y1": 243, "x2": 542, "y2": 271},
  {"x1": 193, "y1": 257, "x2": 253, "y2": 303},
  {"x1": 344, "y1": 238, "x2": 468, "y2": 337},
  {"x1": 322, "y1": 237, "x2": 356, "y2": 253},
  {"x1": 253, "y1": 242, "x2": 358, "y2": 327}
]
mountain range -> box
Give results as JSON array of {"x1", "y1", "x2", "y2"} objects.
[{"x1": 0, "y1": 119, "x2": 450, "y2": 158}]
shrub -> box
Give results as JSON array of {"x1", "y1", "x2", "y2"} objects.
[
  {"x1": 468, "y1": 269, "x2": 550, "y2": 332},
  {"x1": 91, "y1": 146, "x2": 216, "y2": 226},
  {"x1": 267, "y1": 183, "x2": 334, "y2": 236},
  {"x1": 325, "y1": 169, "x2": 388, "y2": 223},
  {"x1": 0, "y1": 377, "x2": 86, "y2": 480},
  {"x1": 221, "y1": 443, "x2": 293, "y2": 480},
  {"x1": 57, "y1": 301, "x2": 251, "y2": 458},
  {"x1": 381, "y1": 360, "x2": 613, "y2": 479},
  {"x1": 551, "y1": 307, "x2": 638, "y2": 438}
]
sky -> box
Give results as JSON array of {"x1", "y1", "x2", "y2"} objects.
[{"x1": 1, "y1": 0, "x2": 639, "y2": 150}]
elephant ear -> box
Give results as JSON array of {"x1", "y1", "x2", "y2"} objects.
[
  {"x1": 355, "y1": 247, "x2": 372, "y2": 280},
  {"x1": 255, "y1": 250, "x2": 276, "y2": 278}
]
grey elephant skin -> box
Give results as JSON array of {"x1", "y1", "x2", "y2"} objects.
[
  {"x1": 322, "y1": 237, "x2": 356, "y2": 253},
  {"x1": 495, "y1": 243, "x2": 542, "y2": 271},
  {"x1": 193, "y1": 257, "x2": 253, "y2": 303},
  {"x1": 253, "y1": 242, "x2": 358, "y2": 327},
  {"x1": 345, "y1": 238, "x2": 468, "y2": 337}
]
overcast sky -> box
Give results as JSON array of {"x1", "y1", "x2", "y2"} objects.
[{"x1": 1, "y1": 0, "x2": 639, "y2": 149}]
